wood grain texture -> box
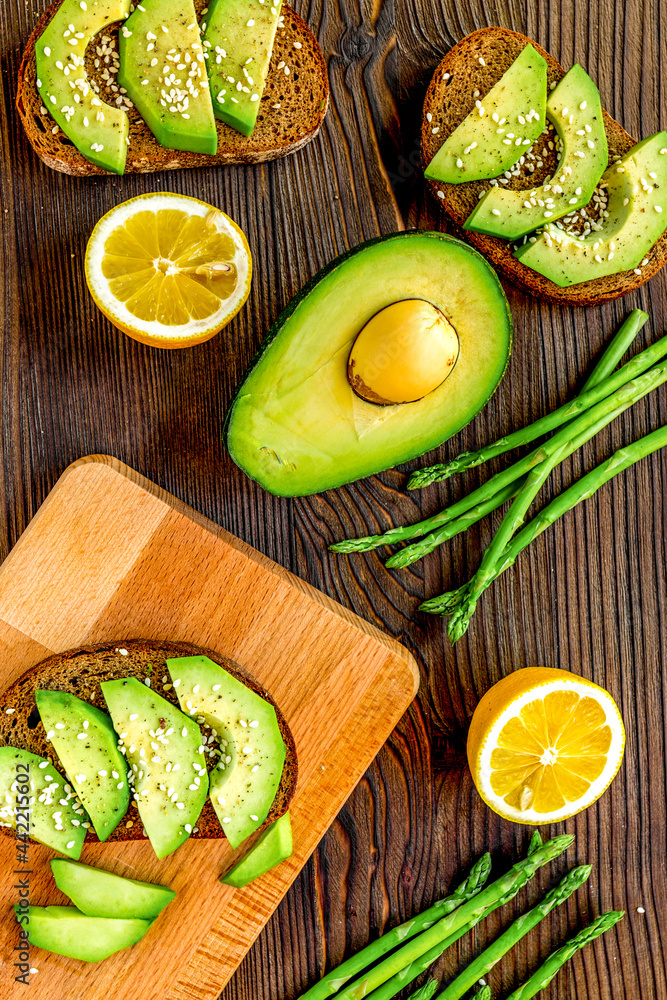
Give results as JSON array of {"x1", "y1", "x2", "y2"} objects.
[
  {"x1": 0, "y1": 0, "x2": 666, "y2": 997},
  {"x1": 0, "y1": 456, "x2": 419, "y2": 1000}
]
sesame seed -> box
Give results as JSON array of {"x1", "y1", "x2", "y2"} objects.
[
  {"x1": 250, "y1": 814, "x2": 259, "y2": 821},
  {"x1": 437, "y1": 190, "x2": 445, "y2": 200},
  {"x1": 655, "y1": 205, "x2": 663, "y2": 212},
  {"x1": 491, "y1": 209, "x2": 501, "y2": 216},
  {"x1": 456, "y1": 157, "x2": 463, "y2": 168},
  {"x1": 66, "y1": 841, "x2": 75, "y2": 849},
  {"x1": 5, "y1": 708, "x2": 15, "y2": 714}
]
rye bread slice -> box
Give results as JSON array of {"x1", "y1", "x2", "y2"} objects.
[
  {"x1": 422, "y1": 28, "x2": 667, "y2": 305},
  {"x1": 0, "y1": 639, "x2": 297, "y2": 845},
  {"x1": 17, "y1": 0, "x2": 328, "y2": 175}
]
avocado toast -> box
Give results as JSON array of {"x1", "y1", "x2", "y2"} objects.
[
  {"x1": 17, "y1": 0, "x2": 328, "y2": 174},
  {"x1": 0, "y1": 639, "x2": 297, "y2": 846},
  {"x1": 422, "y1": 28, "x2": 667, "y2": 304}
]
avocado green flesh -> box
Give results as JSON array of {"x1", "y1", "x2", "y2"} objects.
[
  {"x1": 465, "y1": 65, "x2": 608, "y2": 239},
  {"x1": 0, "y1": 747, "x2": 87, "y2": 859},
  {"x1": 101, "y1": 678, "x2": 209, "y2": 859},
  {"x1": 36, "y1": 690, "x2": 129, "y2": 842},
  {"x1": 221, "y1": 811, "x2": 293, "y2": 887},
  {"x1": 166, "y1": 656, "x2": 286, "y2": 849},
  {"x1": 35, "y1": 0, "x2": 130, "y2": 174},
  {"x1": 118, "y1": 0, "x2": 217, "y2": 155},
  {"x1": 515, "y1": 132, "x2": 667, "y2": 285},
  {"x1": 226, "y1": 232, "x2": 512, "y2": 496},
  {"x1": 51, "y1": 858, "x2": 175, "y2": 919},
  {"x1": 16, "y1": 905, "x2": 152, "y2": 962},
  {"x1": 425, "y1": 45, "x2": 547, "y2": 184},
  {"x1": 204, "y1": 0, "x2": 283, "y2": 137}
]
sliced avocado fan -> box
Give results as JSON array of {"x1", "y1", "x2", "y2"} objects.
[
  {"x1": 465, "y1": 64, "x2": 608, "y2": 239},
  {"x1": 425, "y1": 44, "x2": 547, "y2": 184},
  {"x1": 515, "y1": 132, "x2": 667, "y2": 286}
]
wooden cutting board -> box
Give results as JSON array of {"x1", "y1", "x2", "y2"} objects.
[{"x1": 0, "y1": 456, "x2": 419, "y2": 1000}]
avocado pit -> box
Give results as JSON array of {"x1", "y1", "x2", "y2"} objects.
[{"x1": 347, "y1": 299, "x2": 460, "y2": 405}]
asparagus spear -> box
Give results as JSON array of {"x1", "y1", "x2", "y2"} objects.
[
  {"x1": 333, "y1": 836, "x2": 573, "y2": 1000},
  {"x1": 330, "y1": 359, "x2": 667, "y2": 557},
  {"x1": 387, "y1": 363, "x2": 667, "y2": 574},
  {"x1": 421, "y1": 423, "x2": 667, "y2": 617},
  {"x1": 359, "y1": 836, "x2": 564, "y2": 1000},
  {"x1": 580, "y1": 309, "x2": 649, "y2": 391},
  {"x1": 438, "y1": 866, "x2": 592, "y2": 1000},
  {"x1": 357, "y1": 875, "x2": 545, "y2": 1000},
  {"x1": 504, "y1": 910, "x2": 625, "y2": 1000},
  {"x1": 407, "y1": 980, "x2": 439, "y2": 1000},
  {"x1": 297, "y1": 854, "x2": 492, "y2": 1000},
  {"x1": 407, "y1": 310, "x2": 651, "y2": 489}
]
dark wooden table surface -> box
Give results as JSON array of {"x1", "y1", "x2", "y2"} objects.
[{"x1": 1, "y1": 0, "x2": 667, "y2": 998}]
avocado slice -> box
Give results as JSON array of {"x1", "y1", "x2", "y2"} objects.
[
  {"x1": 0, "y1": 746, "x2": 87, "y2": 859},
  {"x1": 226, "y1": 232, "x2": 512, "y2": 496},
  {"x1": 221, "y1": 811, "x2": 292, "y2": 887},
  {"x1": 51, "y1": 858, "x2": 175, "y2": 919},
  {"x1": 166, "y1": 655, "x2": 286, "y2": 849},
  {"x1": 15, "y1": 905, "x2": 151, "y2": 962},
  {"x1": 101, "y1": 678, "x2": 209, "y2": 859},
  {"x1": 118, "y1": 0, "x2": 217, "y2": 155},
  {"x1": 35, "y1": 0, "x2": 131, "y2": 174},
  {"x1": 204, "y1": 0, "x2": 283, "y2": 138},
  {"x1": 514, "y1": 132, "x2": 667, "y2": 285},
  {"x1": 35, "y1": 690, "x2": 129, "y2": 842},
  {"x1": 464, "y1": 64, "x2": 608, "y2": 239},
  {"x1": 425, "y1": 44, "x2": 547, "y2": 184}
]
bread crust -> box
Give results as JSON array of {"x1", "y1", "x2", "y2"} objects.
[
  {"x1": 0, "y1": 639, "x2": 297, "y2": 845},
  {"x1": 421, "y1": 28, "x2": 667, "y2": 305},
  {"x1": 17, "y1": 0, "x2": 329, "y2": 174}
]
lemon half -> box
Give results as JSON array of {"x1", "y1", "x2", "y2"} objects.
[
  {"x1": 85, "y1": 193, "x2": 252, "y2": 348},
  {"x1": 467, "y1": 667, "x2": 625, "y2": 825}
]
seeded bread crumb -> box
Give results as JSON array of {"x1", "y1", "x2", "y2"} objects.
[
  {"x1": 17, "y1": 0, "x2": 328, "y2": 175},
  {"x1": 422, "y1": 28, "x2": 667, "y2": 305},
  {"x1": 0, "y1": 639, "x2": 297, "y2": 845}
]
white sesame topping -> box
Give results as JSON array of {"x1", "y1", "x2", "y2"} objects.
[
  {"x1": 250, "y1": 814, "x2": 259, "y2": 821},
  {"x1": 655, "y1": 205, "x2": 663, "y2": 213},
  {"x1": 491, "y1": 209, "x2": 501, "y2": 216},
  {"x1": 66, "y1": 841, "x2": 75, "y2": 849}
]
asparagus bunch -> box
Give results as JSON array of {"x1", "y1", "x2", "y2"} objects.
[
  {"x1": 299, "y1": 853, "x2": 492, "y2": 1000},
  {"x1": 438, "y1": 866, "x2": 592, "y2": 1000},
  {"x1": 330, "y1": 324, "x2": 667, "y2": 559},
  {"x1": 407, "y1": 309, "x2": 651, "y2": 489},
  {"x1": 421, "y1": 423, "x2": 667, "y2": 622},
  {"x1": 330, "y1": 836, "x2": 572, "y2": 1000}
]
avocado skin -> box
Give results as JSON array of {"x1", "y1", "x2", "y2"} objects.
[{"x1": 225, "y1": 231, "x2": 512, "y2": 496}]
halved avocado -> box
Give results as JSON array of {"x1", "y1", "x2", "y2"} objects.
[{"x1": 226, "y1": 232, "x2": 512, "y2": 496}]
